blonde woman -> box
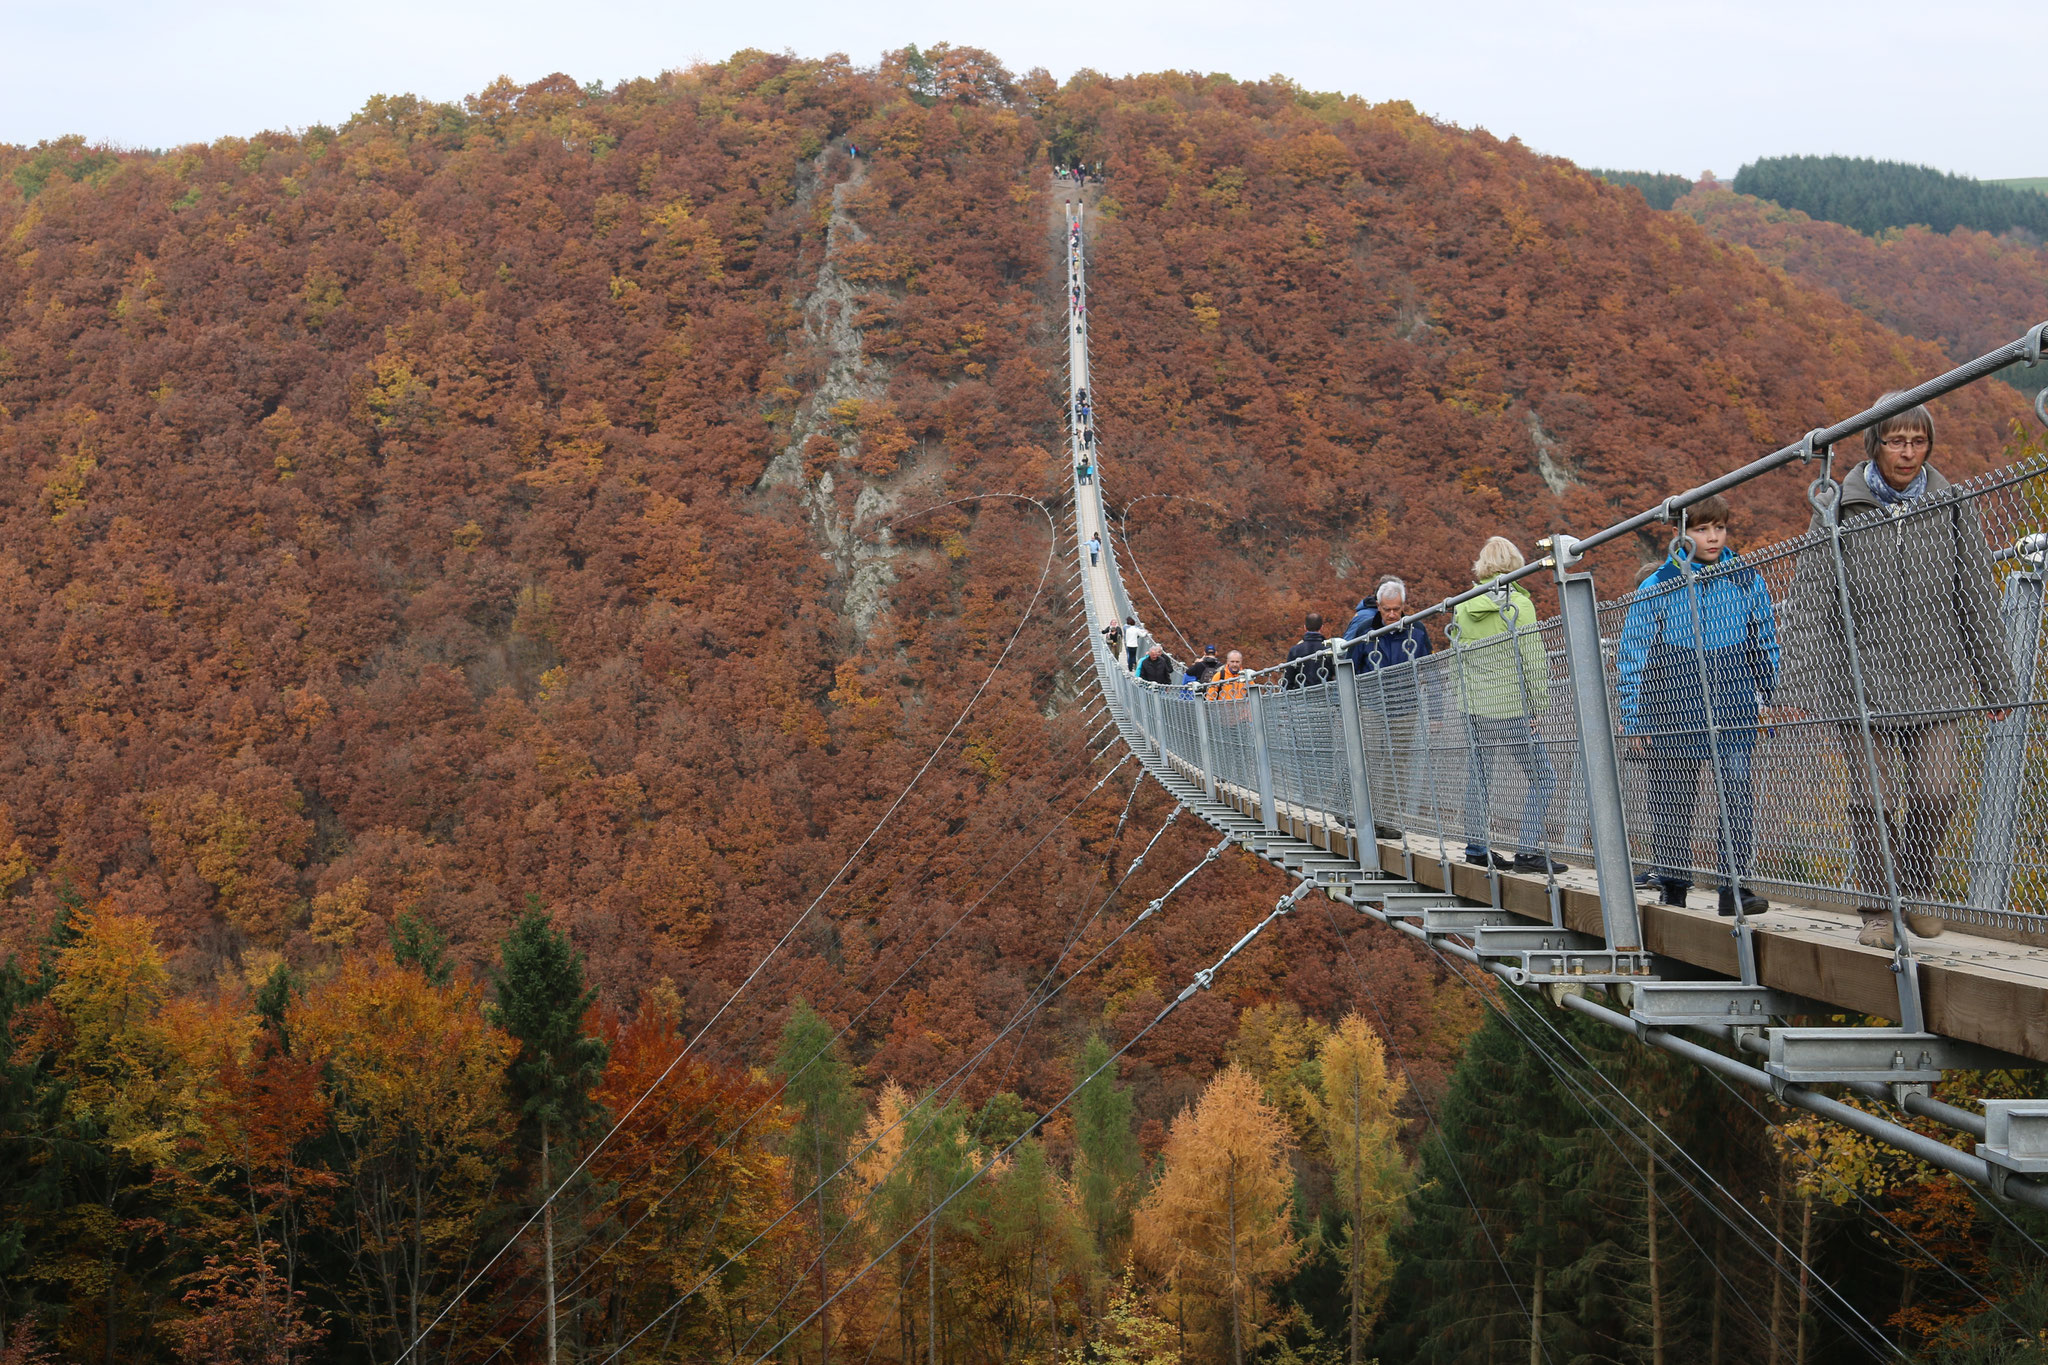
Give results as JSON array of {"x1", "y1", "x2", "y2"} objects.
[{"x1": 1452, "y1": 536, "x2": 1562, "y2": 873}]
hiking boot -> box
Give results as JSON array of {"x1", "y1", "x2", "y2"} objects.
[
  {"x1": 1512, "y1": 853, "x2": 1567, "y2": 875},
  {"x1": 1856, "y1": 910, "x2": 1896, "y2": 949},
  {"x1": 1464, "y1": 848, "x2": 1513, "y2": 870},
  {"x1": 1718, "y1": 886, "x2": 1769, "y2": 918},
  {"x1": 1907, "y1": 911, "x2": 1946, "y2": 939},
  {"x1": 1658, "y1": 879, "x2": 1691, "y2": 908}
]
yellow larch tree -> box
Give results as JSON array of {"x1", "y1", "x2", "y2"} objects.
[{"x1": 1133, "y1": 1064, "x2": 1299, "y2": 1365}]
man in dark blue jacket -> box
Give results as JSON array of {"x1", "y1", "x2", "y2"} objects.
[
  {"x1": 1281, "y1": 613, "x2": 1332, "y2": 689},
  {"x1": 1342, "y1": 579, "x2": 1433, "y2": 672},
  {"x1": 1344, "y1": 580, "x2": 1433, "y2": 828}
]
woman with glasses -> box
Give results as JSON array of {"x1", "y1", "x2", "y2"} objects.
[{"x1": 1783, "y1": 395, "x2": 2020, "y2": 947}]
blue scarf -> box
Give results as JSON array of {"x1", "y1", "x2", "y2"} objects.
[{"x1": 1864, "y1": 462, "x2": 1927, "y2": 508}]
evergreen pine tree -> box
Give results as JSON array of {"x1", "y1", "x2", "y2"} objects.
[
  {"x1": 771, "y1": 1000, "x2": 863, "y2": 1365},
  {"x1": 1073, "y1": 1034, "x2": 1142, "y2": 1260},
  {"x1": 491, "y1": 901, "x2": 607, "y2": 1365}
]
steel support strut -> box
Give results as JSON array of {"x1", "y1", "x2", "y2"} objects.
[
  {"x1": 1192, "y1": 699, "x2": 1219, "y2": 802},
  {"x1": 1551, "y1": 534, "x2": 1644, "y2": 952},
  {"x1": 1332, "y1": 651, "x2": 1379, "y2": 872},
  {"x1": 1250, "y1": 688, "x2": 1280, "y2": 833}
]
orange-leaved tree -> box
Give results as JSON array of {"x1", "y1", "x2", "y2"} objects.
[
  {"x1": 1133, "y1": 1063, "x2": 1299, "y2": 1365},
  {"x1": 288, "y1": 954, "x2": 515, "y2": 1361},
  {"x1": 577, "y1": 994, "x2": 793, "y2": 1360}
]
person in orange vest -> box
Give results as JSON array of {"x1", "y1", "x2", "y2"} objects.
[{"x1": 1209, "y1": 650, "x2": 1249, "y2": 700}]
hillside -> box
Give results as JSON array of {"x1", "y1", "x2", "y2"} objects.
[
  {"x1": 0, "y1": 51, "x2": 2035, "y2": 1361},
  {"x1": 1678, "y1": 183, "x2": 2048, "y2": 391}
]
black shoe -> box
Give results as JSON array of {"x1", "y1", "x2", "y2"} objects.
[
  {"x1": 1464, "y1": 849, "x2": 1513, "y2": 869},
  {"x1": 1718, "y1": 886, "x2": 1769, "y2": 918},
  {"x1": 1512, "y1": 853, "x2": 1566, "y2": 875},
  {"x1": 1658, "y1": 879, "x2": 1692, "y2": 907},
  {"x1": 1634, "y1": 869, "x2": 1659, "y2": 889}
]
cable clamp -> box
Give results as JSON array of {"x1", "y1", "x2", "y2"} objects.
[
  {"x1": 2024, "y1": 320, "x2": 2047, "y2": 368},
  {"x1": 1795, "y1": 428, "x2": 1824, "y2": 462}
]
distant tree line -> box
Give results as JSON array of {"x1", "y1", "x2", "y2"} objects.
[
  {"x1": 1733, "y1": 154, "x2": 2048, "y2": 237},
  {"x1": 1591, "y1": 169, "x2": 1693, "y2": 212}
]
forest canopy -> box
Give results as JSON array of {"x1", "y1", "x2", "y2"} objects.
[{"x1": 1732, "y1": 153, "x2": 2048, "y2": 237}]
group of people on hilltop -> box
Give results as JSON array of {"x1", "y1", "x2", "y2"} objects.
[{"x1": 1097, "y1": 391, "x2": 2015, "y2": 948}]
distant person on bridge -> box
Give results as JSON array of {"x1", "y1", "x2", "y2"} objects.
[
  {"x1": 1615, "y1": 495, "x2": 1779, "y2": 918},
  {"x1": 1281, "y1": 613, "x2": 1333, "y2": 689},
  {"x1": 1102, "y1": 619, "x2": 1124, "y2": 659},
  {"x1": 1138, "y1": 642, "x2": 1176, "y2": 686},
  {"x1": 1345, "y1": 578, "x2": 1434, "y2": 834},
  {"x1": 1208, "y1": 650, "x2": 1249, "y2": 700},
  {"x1": 1088, "y1": 533, "x2": 1101, "y2": 567},
  {"x1": 1186, "y1": 645, "x2": 1222, "y2": 691},
  {"x1": 1124, "y1": 617, "x2": 1149, "y2": 672},
  {"x1": 1783, "y1": 396, "x2": 2020, "y2": 947},
  {"x1": 1453, "y1": 537, "x2": 1562, "y2": 874}
]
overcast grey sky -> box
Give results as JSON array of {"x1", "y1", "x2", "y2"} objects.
[{"x1": 1, "y1": 0, "x2": 2028, "y2": 180}]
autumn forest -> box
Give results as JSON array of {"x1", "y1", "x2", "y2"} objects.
[{"x1": 2, "y1": 44, "x2": 2047, "y2": 1365}]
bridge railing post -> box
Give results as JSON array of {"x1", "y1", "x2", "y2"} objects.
[
  {"x1": 1552, "y1": 535, "x2": 1644, "y2": 951},
  {"x1": 1251, "y1": 686, "x2": 1280, "y2": 833},
  {"x1": 1969, "y1": 542, "x2": 2046, "y2": 909},
  {"x1": 1333, "y1": 650, "x2": 1380, "y2": 873},
  {"x1": 1193, "y1": 695, "x2": 1219, "y2": 802}
]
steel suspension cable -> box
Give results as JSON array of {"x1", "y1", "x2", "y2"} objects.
[
  {"x1": 1430, "y1": 949, "x2": 1902, "y2": 1358},
  {"x1": 1698, "y1": 1067, "x2": 2022, "y2": 1334},
  {"x1": 723, "y1": 810, "x2": 1207, "y2": 1360},
  {"x1": 397, "y1": 499, "x2": 1064, "y2": 1364},
  {"x1": 468, "y1": 751, "x2": 1135, "y2": 1361},
  {"x1": 1313, "y1": 900, "x2": 1556, "y2": 1364},
  {"x1": 601, "y1": 870, "x2": 1304, "y2": 1365}
]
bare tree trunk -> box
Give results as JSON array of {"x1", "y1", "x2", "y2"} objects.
[
  {"x1": 543, "y1": 1123, "x2": 558, "y2": 1365},
  {"x1": 1227, "y1": 1159, "x2": 1243, "y2": 1365},
  {"x1": 1529, "y1": 1252, "x2": 1543, "y2": 1365},
  {"x1": 928, "y1": 1166, "x2": 938, "y2": 1365},
  {"x1": 1648, "y1": 1150, "x2": 1663, "y2": 1365},
  {"x1": 818, "y1": 1121, "x2": 830, "y2": 1365},
  {"x1": 1769, "y1": 1171, "x2": 1787, "y2": 1365},
  {"x1": 1351, "y1": 1067, "x2": 1364, "y2": 1365},
  {"x1": 1710, "y1": 1218, "x2": 1725, "y2": 1365},
  {"x1": 1795, "y1": 1195, "x2": 1811, "y2": 1365}
]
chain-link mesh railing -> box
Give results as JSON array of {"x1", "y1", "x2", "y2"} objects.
[{"x1": 1104, "y1": 451, "x2": 2048, "y2": 933}]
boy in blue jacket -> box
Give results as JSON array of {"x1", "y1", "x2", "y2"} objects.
[{"x1": 1615, "y1": 495, "x2": 1780, "y2": 917}]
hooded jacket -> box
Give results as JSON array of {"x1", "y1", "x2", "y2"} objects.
[
  {"x1": 1782, "y1": 462, "x2": 2019, "y2": 718},
  {"x1": 1450, "y1": 578, "x2": 1548, "y2": 719},
  {"x1": 1340, "y1": 604, "x2": 1434, "y2": 673},
  {"x1": 1615, "y1": 548, "x2": 1779, "y2": 747}
]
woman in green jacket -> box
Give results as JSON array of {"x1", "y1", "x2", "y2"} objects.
[{"x1": 1453, "y1": 536, "x2": 1562, "y2": 872}]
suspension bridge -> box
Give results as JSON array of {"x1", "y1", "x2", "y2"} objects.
[{"x1": 1063, "y1": 199, "x2": 2048, "y2": 1206}]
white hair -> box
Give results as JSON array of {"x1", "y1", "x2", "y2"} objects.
[{"x1": 1375, "y1": 577, "x2": 1407, "y2": 604}]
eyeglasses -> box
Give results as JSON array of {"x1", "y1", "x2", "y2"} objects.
[{"x1": 1879, "y1": 435, "x2": 1930, "y2": 452}]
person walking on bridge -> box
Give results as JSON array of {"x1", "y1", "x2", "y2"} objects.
[
  {"x1": 1185, "y1": 645, "x2": 1222, "y2": 691},
  {"x1": 1138, "y1": 642, "x2": 1176, "y2": 686},
  {"x1": 1281, "y1": 613, "x2": 1333, "y2": 690},
  {"x1": 1123, "y1": 617, "x2": 1149, "y2": 673},
  {"x1": 1615, "y1": 495, "x2": 1778, "y2": 918},
  {"x1": 1783, "y1": 396, "x2": 2020, "y2": 947},
  {"x1": 1087, "y1": 533, "x2": 1101, "y2": 567},
  {"x1": 1208, "y1": 650, "x2": 1249, "y2": 700},
  {"x1": 1345, "y1": 578, "x2": 1434, "y2": 829},
  {"x1": 1453, "y1": 537, "x2": 1561, "y2": 874}
]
